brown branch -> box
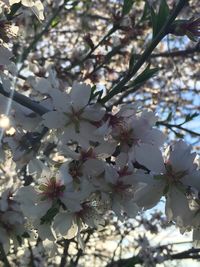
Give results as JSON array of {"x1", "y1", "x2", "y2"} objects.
[
  {"x1": 0, "y1": 83, "x2": 48, "y2": 115},
  {"x1": 106, "y1": 247, "x2": 200, "y2": 267},
  {"x1": 151, "y1": 41, "x2": 200, "y2": 58},
  {"x1": 59, "y1": 240, "x2": 70, "y2": 267},
  {"x1": 157, "y1": 121, "x2": 200, "y2": 137}
]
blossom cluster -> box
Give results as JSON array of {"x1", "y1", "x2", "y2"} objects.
[
  {"x1": 0, "y1": 0, "x2": 199, "y2": 258},
  {"x1": 0, "y1": 78, "x2": 199, "y2": 253}
]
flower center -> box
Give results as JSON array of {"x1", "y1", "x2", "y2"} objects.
[
  {"x1": 164, "y1": 163, "x2": 188, "y2": 185},
  {"x1": 39, "y1": 177, "x2": 65, "y2": 200}
]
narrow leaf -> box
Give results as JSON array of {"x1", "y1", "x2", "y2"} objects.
[{"x1": 122, "y1": 0, "x2": 134, "y2": 16}]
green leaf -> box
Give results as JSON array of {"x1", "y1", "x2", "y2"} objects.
[
  {"x1": 17, "y1": 235, "x2": 22, "y2": 246},
  {"x1": 150, "y1": 6, "x2": 158, "y2": 38},
  {"x1": 151, "y1": 0, "x2": 170, "y2": 38},
  {"x1": 175, "y1": 132, "x2": 184, "y2": 138},
  {"x1": 90, "y1": 85, "x2": 103, "y2": 101},
  {"x1": 122, "y1": 0, "x2": 134, "y2": 16},
  {"x1": 166, "y1": 111, "x2": 173, "y2": 122},
  {"x1": 185, "y1": 112, "x2": 199, "y2": 122},
  {"x1": 40, "y1": 204, "x2": 59, "y2": 225},
  {"x1": 51, "y1": 16, "x2": 60, "y2": 28},
  {"x1": 5, "y1": 2, "x2": 22, "y2": 20},
  {"x1": 124, "y1": 255, "x2": 142, "y2": 266},
  {"x1": 129, "y1": 52, "x2": 136, "y2": 71},
  {"x1": 154, "y1": 174, "x2": 164, "y2": 180},
  {"x1": 131, "y1": 65, "x2": 159, "y2": 86},
  {"x1": 140, "y1": 1, "x2": 151, "y2": 22},
  {"x1": 163, "y1": 184, "x2": 170, "y2": 195}
]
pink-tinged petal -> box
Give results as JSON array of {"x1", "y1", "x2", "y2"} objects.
[
  {"x1": 71, "y1": 82, "x2": 91, "y2": 111},
  {"x1": 53, "y1": 212, "x2": 73, "y2": 236},
  {"x1": 135, "y1": 143, "x2": 165, "y2": 173},
  {"x1": 42, "y1": 111, "x2": 67, "y2": 128}
]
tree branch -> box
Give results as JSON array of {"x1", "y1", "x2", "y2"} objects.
[
  {"x1": 100, "y1": 0, "x2": 188, "y2": 104},
  {"x1": 157, "y1": 121, "x2": 200, "y2": 137},
  {"x1": 19, "y1": 0, "x2": 78, "y2": 64},
  {"x1": 0, "y1": 83, "x2": 48, "y2": 115},
  {"x1": 106, "y1": 247, "x2": 200, "y2": 267}
]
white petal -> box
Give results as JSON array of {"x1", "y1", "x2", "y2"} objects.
[
  {"x1": 49, "y1": 89, "x2": 71, "y2": 112},
  {"x1": 42, "y1": 111, "x2": 67, "y2": 128},
  {"x1": 105, "y1": 165, "x2": 118, "y2": 184},
  {"x1": 165, "y1": 186, "x2": 192, "y2": 228},
  {"x1": 135, "y1": 143, "x2": 165, "y2": 173},
  {"x1": 124, "y1": 200, "x2": 139, "y2": 218},
  {"x1": 57, "y1": 163, "x2": 73, "y2": 185},
  {"x1": 142, "y1": 128, "x2": 166, "y2": 147},
  {"x1": 0, "y1": 46, "x2": 12, "y2": 66},
  {"x1": 82, "y1": 104, "x2": 105, "y2": 121},
  {"x1": 65, "y1": 223, "x2": 78, "y2": 239},
  {"x1": 95, "y1": 141, "x2": 116, "y2": 158},
  {"x1": 35, "y1": 222, "x2": 55, "y2": 241},
  {"x1": 71, "y1": 82, "x2": 91, "y2": 111},
  {"x1": 134, "y1": 176, "x2": 164, "y2": 209},
  {"x1": 53, "y1": 212, "x2": 73, "y2": 236},
  {"x1": 83, "y1": 159, "x2": 105, "y2": 176},
  {"x1": 168, "y1": 141, "x2": 196, "y2": 173}
]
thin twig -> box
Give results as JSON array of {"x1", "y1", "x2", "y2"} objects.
[
  {"x1": 157, "y1": 121, "x2": 200, "y2": 137},
  {"x1": 19, "y1": 0, "x2": 77, "y2": 64}
]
